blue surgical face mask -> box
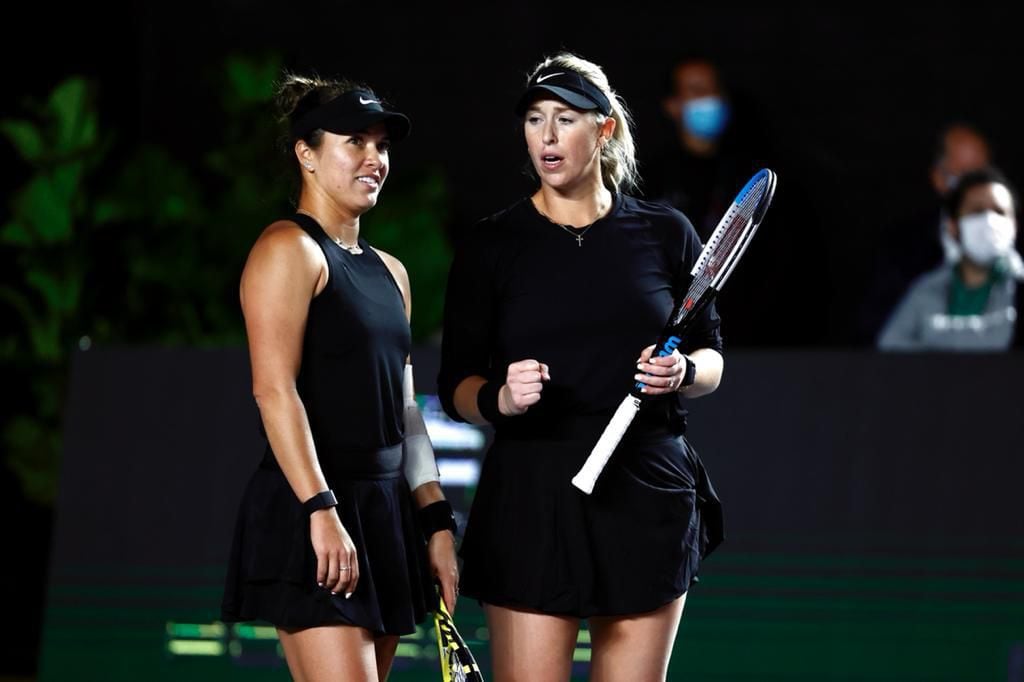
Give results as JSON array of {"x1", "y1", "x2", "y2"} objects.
[{"x1": 682, "y1": 96, "x2": 729, "y2": 140}]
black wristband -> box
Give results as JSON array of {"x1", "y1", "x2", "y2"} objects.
[
  {"x1": 303, "y1": 490, "x2": 338, "y2": 515},
  {"x1": 417, "y1": 500, "x2": 457, "y2": 541},
  {"x1": 681, "y1": 355, "x2": 697, "y2": 388},
  {"x1": 476, "y1": 380, "x2": 512, "y2": 425}
]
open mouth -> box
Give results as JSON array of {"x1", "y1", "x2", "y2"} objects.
[
  {"x1": 541, "y1": 155, "x2": 564, "y2": 170},
  {"x1": 356, "y1": 176, "x2": 380, "y2": 189}
]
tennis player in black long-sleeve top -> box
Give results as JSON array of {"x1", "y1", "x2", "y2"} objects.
[{"x1": 438, "y1": 53, "x2": 726, "y2": 681}]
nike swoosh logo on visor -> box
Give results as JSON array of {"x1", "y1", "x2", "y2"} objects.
[
  {"x1": 359, "y1": 97, "x2": 379, "y2": 105},
  {"x1": 536, "y1": 72, "x2": 563, "y2": 83}
]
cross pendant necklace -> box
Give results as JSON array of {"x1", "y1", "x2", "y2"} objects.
[
  {"x1": 563, "y1": 228, "x2": 587, "y2": 247},
  {"x1": 539, "y1": 210, "x2": 600, "y2": 247}
]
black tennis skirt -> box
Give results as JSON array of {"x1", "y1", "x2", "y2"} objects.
[
  {"x1": 458, "y1": 417, "x2": 723, "y2": 618},
  {"x1": 221, "y1": 445, "x2": 433, "y2": 635}
]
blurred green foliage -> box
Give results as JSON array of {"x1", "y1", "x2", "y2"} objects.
[{"x1": 0, "y1": 54, "x2": 452, "y2": 505}]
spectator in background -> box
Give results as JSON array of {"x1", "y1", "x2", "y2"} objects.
[
  {"x1": 644, "y1": 55, "x2": 766, "y2": 239},
  {"x1": 644, "y1": 54, "x2": 815, "y2": 346},
  {"x1": 933, "y1": 125, "x2": 993, "y2": 262},
  {"x1": 878, "y1": 167, "x2": 1021, "y2": 351},
  {"x1": 860, "y1": 123, "x2": 992, "y2": 343}
]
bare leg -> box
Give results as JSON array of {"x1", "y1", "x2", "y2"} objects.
[
  {"x1": 374, "y1": 634, "x2": 400, "y2": 681},
  {"x1": 588, "y1": 593, "x2": 687, "y2": 682},
  {"x1": 277, "y1": 624, "x2": 378, "y2": 682},
  {"x1": 485, "y1": 603, "x2": 580, "y2": 682}
]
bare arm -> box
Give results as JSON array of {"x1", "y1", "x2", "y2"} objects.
[
  {"x1": 678, "y1": 348, "x2": 724, "y2": 398},
  {"x1": 242, "y1": 222, "x2": 358, "y2": 597},
  {"x1": 242, "y1": 223, "x2": 329, "y2": 501},
  {"x1": 452, "y1": 376, "x2": 489, "y2": 425},
  {"x1": 451, "y1": 359, "x2": 551, "y2": 426}
]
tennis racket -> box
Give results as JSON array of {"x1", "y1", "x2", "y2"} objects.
[
  {"x1": 434, "y1": 590, "x2": 483, "y2": 682},
  {"x1": 571, "y1": 168, "x2": 777, "y2": 494}
]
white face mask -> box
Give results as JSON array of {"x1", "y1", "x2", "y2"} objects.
[{"x1": 959, "y1": 210, "x2": 1016, "y2": 265}]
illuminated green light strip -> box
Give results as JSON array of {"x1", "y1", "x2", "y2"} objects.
[
  {"x1": 395, "y1": 642, "x2": 424, "y2": 659},
  {"x1": 167, "y1": 639, "x2": 225, "y2": 656},
  {"x1": 233, "y1": 624, "x2": 279, "y2": 640},
  {"x1": 573, "y1": 646, "x2": 592, "y2": 662},
  {"x1": 165, "y1": 622, "x2": 226, "y2": 638},
  {"x1": 577, "y1": 629, "x2": 591, "y2": 644}
]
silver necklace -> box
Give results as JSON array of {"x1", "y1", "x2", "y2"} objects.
[
  {"x1": 537, "y1": 203, "x2": 608, "y2": 247},
  {"x1": 556, "y1": 220, "x2": 596, "y2": 247},
  {"x1": 296, "y1": 209, "x2": 363, "y2": 255}
]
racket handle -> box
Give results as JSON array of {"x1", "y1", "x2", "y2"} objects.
[
  {"x1": 571, "y1": 395, "x2": 642, "y2": 494},
  {"x1": 632, "y1": 329, "x2": 690, "y2": 397}
]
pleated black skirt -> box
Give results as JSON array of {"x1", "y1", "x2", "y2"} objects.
[
  {"x1": 221, "y1": 446, "x2": 433, "y2": 635},
  {"x1": 458, "y1": 419, "x2": 722, "y2": 618}
]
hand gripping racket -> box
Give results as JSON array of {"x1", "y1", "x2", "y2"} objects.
[
  {"x1": 434, "y1": 590, "x2": 483, "y2": 682},
  {"x1": 571, "y1": 168, "x2": 778, "y2": 494}
]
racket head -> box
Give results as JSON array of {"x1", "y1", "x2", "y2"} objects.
[
  {"x1": 691, "y1": 167, "x2": 776, "y2": 285},
  {"x1": 750, "y1": 168, "x2": 777, "y2": 225},
  {"x1": 668, "y1": 168, "x2": 776, "y2": 330}
]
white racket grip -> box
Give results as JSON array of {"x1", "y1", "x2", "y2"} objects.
[{"x1": 571, "y1": 395, "x2": 642, "y2": 494}]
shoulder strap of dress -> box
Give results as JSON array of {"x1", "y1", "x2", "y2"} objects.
[{"x1": 289, "y1": 212, "x2": 325, "y2": 242}]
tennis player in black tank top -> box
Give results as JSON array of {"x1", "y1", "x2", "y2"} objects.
[
  {"x1": 221, "y1": 74, "x2": 458, "y2": 681},
  {"x1": 438, "y1": 54, "x2": 726, "y2": 681}
]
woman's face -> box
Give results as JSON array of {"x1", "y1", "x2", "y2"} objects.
[
  {"x1": 524, "y1": 98, "x2": 608, "y2": 192},
  {"x1": 304, "y1": 122, "x2": 391, "y2": 215}
]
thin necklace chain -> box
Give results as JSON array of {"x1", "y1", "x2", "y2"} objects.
[
  {"x1": 296, "y1": 208, "x2": 363, "y2": 254},
  {"x1": 536, "y1": 200, "x2": 610, "y2": 247}
]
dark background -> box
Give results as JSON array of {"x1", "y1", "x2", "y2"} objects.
[
  {"x1": 6, "y1": 4, "x2": 1024, "y2": 343},
  {"x1": 3, "y1": 3, "x2": 1024, "y2": 679}
]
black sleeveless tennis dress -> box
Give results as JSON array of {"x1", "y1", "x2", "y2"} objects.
[{"x1": 221, "y1": 213, "x2": 432, "y2": 634}]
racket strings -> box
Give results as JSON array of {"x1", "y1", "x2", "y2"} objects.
[
  {"x1": 690, "y1": 197, "x2": 758, "y2": 295},
  {"x1": 699, "y1": 179, "x2": 764, "y2": 274},
  {"x1": 673, "y1": 206, "x2": 760, "y2": 326},
  {"x1": 704, "y1": 186, "x2": 764, "y2": 287},
  {"x1": 684, "y1": 179, "x2": 767, "y2": 304}
]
